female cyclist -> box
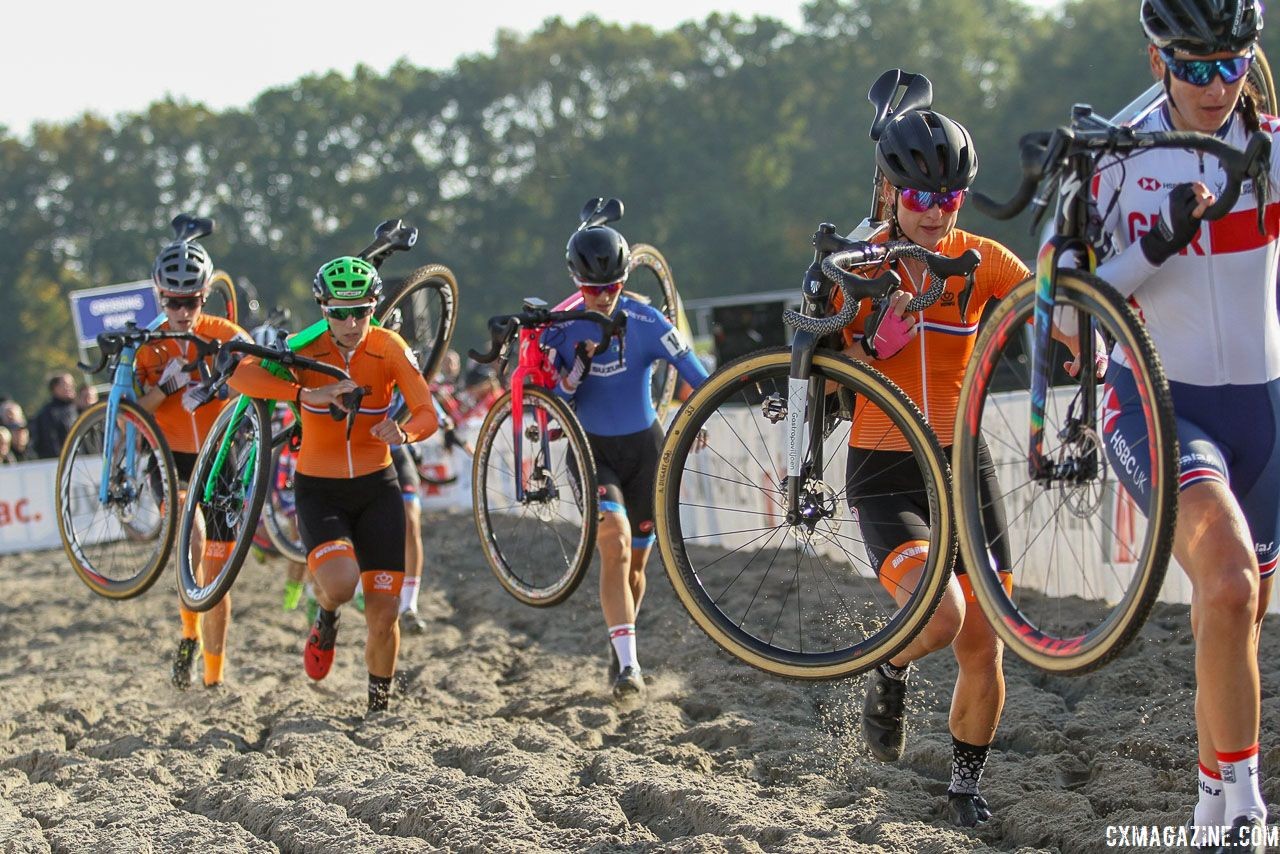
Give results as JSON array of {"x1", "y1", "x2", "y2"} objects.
[
  {"x1": 229, "y1": 256, "x2": 437, "y2": 713},
  {"x1": 833, "y1": 108, "x2": 1077, "y2": 827},
  {"x1": 1094, "y1": 2, "x2": 1279, "y2": 844},
  {"x1": 136, "y1": 239, "x2": 250, "y2": 690},
  {"x1": 553, "y1": 221, "x2": 708, "y2": 702}
]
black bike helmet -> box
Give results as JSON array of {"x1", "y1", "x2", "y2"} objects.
[
  {"x1": 1141, "y1": 0, "x2": 1262, "y2": 54},
  {"x1": 152, "y1": 240, "x2": 214, "y2": 295},
  {"x1": 875, "y1": 110, "x2": 978, "y2": 194},
  {"x1": 565, "y1": 226, "x2": 630, "y2": 285}
]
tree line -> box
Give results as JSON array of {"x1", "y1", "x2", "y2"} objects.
[{"x1": 1, "y1": 0, "x2": 1272, "y2": 409}]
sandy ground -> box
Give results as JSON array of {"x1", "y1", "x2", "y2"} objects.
[{"x1": 1, "y1": 509, "x2": 1277, "y2": 853}]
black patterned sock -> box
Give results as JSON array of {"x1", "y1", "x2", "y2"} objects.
[
  {"x1": 368, "y1": 674, "x2": 392, "y2": 712},
  {"x1": 881, "y1": 661, "x2": 910, "y2": 681},
  {"x1": 949, "y1": 737, "x2": 991, "y2": 796}
]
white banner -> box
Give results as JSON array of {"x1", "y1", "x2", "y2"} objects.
[{"x1": 0, "y1": 459, "x2": 61, "y2": 554}]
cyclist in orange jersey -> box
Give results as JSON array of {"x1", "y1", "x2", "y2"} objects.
[
  {"x1": 831, "y1": 109, "x2": 1095, "y2": 827},
  {"x1": 228, "y1": 255, "x2": 437, "y2": 713},
  {"x1": 136, "y1": 238, "x2": 251, "y2": 690}
]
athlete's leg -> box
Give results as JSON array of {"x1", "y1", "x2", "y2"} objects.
[
  {"x1": 598, "y1": 510, "x2": 635, "y2": 626},
  {"x1": 948, "y1": 582, "x2": 1005, "y2": 745},
  {"x1": 1178, "y1": 481, "x2": 1265, "y2": 821},
  {"x1": 362, "y1": 589, "x2": 401, "y2": 679},
  {"x1": 311, "y1": 552, "x2": 361, "y2": 610}
]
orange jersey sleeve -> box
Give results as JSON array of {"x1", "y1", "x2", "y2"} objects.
[
  {"x1": 835, "y1": 229, "x2": 1030, "y2": 451},
  {"x1": 135, "y1": 315, "x2": 249, "y2": 453},
  {"x1": 276, "y1": 327, "x2": 437, "y2": 479}
]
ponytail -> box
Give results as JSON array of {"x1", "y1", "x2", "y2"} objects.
[{"x1": 1238, "y1": 77, "x2": 1263, "y2": 133}]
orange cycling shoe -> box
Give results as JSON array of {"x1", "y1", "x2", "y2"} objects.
[{"x1": 304, "y1": 610, "x2": 339, "y2": 680}]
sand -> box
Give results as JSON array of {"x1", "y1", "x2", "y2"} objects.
[{"x1": 0, "y1": 509, "x2": 1274, "y2": 853}]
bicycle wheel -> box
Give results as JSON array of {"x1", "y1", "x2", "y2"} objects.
[
  {"x1": 262, "y1": 437, "x2": 307, "y2": 563},
  {"x1": 627, "y1": 243, "x2": 682, "y2": 421},
  {"x1": 176, "y1": 397, "x2": 272, "y2": 611},
  {"x1": 472, "y1": 386, "x2": 598, "y2": 607},
  {"x1": 205, "y1": 270, "x2": 238, "y2": 325},
  {"x1": 56, "y1": 400, "x2": 178, "y2": 599},
  {"x1": 377, "y1": 264, "x2": 459, "y2": 383},
  {"x1": 952, "y1": 269, "x2": 1177, "y2": 675},
  {"x1": 654, "y1": 347, "x2": 954, "y2": 680}
]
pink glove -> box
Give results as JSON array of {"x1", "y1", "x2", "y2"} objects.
[{"x1": 862, "y1": 295, "x2": 916, "y2": 360}]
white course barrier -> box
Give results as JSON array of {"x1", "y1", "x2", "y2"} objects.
[{"x1": 0, "y1": 459, "x2": 61, "y2": 554}]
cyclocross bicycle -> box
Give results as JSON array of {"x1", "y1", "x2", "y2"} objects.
[
  {"x1": 56, "y1": 323, "x2": 218, "y2": 598},
  {"x1": 468, "y1": 299, "x2": 626, "y2": 607},
  {"x1": 653, "y1": 222, "x2": 980, "y2": 679},
  {"x1": 958, "y1": 105, "x2": 1271, "y2": 674}
]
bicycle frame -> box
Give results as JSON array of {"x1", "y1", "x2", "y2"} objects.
[{"x1": 506, "y1": 324, "x2": 561, "y2": 505}]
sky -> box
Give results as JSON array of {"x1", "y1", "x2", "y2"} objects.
[{"x1": 3, "y1": 0, "x2": 1062, "y2": 134}]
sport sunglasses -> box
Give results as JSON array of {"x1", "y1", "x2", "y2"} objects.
[
  {"x1": 322, "y1": 302, "x2": 377, "y2": 320},
  {"x1": 577, "y1": 281, "x2": 625, "y2": 298},
  {"x1": 1161, "y1": 49, "x2": 1254, "y2": 86},
  {"x1": 161, "y1": 295, "x2": 205, "y2": 310},
  {"x1": 899, "y1": 188, "x2": 967, "y2": 214}
]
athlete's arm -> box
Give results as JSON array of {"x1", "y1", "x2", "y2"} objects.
[
  {"x1": 386, "y1": 345, "x2": 438, "y2": 444},
  {"x1": 656, "y1": 320, "x2": 709, "y2": 390},
  {"x1": 1090, "y1": 162, "x2": 1162, "y2": 299}
]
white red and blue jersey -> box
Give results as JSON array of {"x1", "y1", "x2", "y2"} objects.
[{"x1": 1092, "y1": 106, "x2": 1280, "y2": 386}]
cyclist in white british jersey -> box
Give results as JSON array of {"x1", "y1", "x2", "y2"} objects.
[{"x1": 1093, "y1": 2, "x2": 1279, "y2": 847}]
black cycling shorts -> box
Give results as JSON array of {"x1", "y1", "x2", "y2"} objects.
[
  {"x1": 846, "y1": 441, "x2": 1009, "y2": 579},
  {"x1": 391, "y1": 444, "x2": 421, "y2": 501},
  {"x1": 295, "y1": 465, "x2": 405, "y2": 572},
  {"x1": 586, "y1": 421, "x2": 664, "y2": 547}
]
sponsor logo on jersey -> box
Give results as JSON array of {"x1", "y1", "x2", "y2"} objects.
[
  {"x1": 313, "y1": 541, "x2": 351, "y2": 560},
  {"x1": 591, "y1": 358, "x2": 626, "y2": 376},
  {"x1": 1137, "y1": 177, "x2": 1163, "y2": 192},
  {"x1": 404, "y1": 346, "x2": 421, "y2": 371},
  {"x1": 939, "y1": 290, "x2": 956, "y2": 306},
  {"x1": 625, "y1": 307, "x2": 657, "y2": 323},
  {"x1": 890, "y1": 544, "x2": 928, "y2": 568},
  {"x1": 661, "y1": 328, "x2": 690, "y2": 357},
  {"x1": 371, "y1": 571, "x2": 394, "y2": 591}
]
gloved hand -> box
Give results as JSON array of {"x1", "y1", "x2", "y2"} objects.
[
  {"x1": 861, "y1": 291, "x2": 917, "y2": 360},
  {"x1": 1140, "y1": 183, "x2": 1203, "y2": 266},
  {"x1": 560, "y1": 340, "x2": 595, "y2": 393},
  {"x1": 181, "y1": 383, "x2": 214, "y2": 413},
  {"x1": 157, "y1": 358, "x2": 189, "y2": 396}
]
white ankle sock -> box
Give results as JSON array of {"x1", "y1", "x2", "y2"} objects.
[
  {"x1": 609, "y1": 624, "x2": 637, "y2": 670},
  {"x1": 400, "y1": 577, "x2": 420, "y2": 613},
  {"x1": 1219, "y1": 745, "x2": 1267, "y2": 822},
  {"x1": 1194, "y1": 761, "x2": 1225, "y2": 828}
]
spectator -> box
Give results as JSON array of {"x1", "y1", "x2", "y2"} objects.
[
  {"x1": 31, "y1": 372, "x2": 78, "y2": 459},
  {"x1": 76, "y1": 384, "x2": 99, "y2": 413},
  {"x1": 0, "y1": 426, "x2": 14, "y2": 464},
  {"x1": 436, "y1": 349, "x2": 462, "y2": 386},
  {"x1": 0, "y1": 402, "x2": 35, "y2": 462}
]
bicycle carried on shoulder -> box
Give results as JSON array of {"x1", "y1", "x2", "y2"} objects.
[
  {"x1": 56, "y1": 323, "x2": 219, "y2": 598},
  {"x1": 653, "y1": 223, "x2": 980, "y2": 679},
  {"x1": 467, "y1": 299, "x2": 626, "y2": 607},
  {"x1": 175, "y1": 219, "x2": 454, "y2": 610},
  {"x1": 958, "y1": 104, "x2": 1271, "y2": 674}
]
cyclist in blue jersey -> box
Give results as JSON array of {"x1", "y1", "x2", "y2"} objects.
[
  {"x1": 1092, "y1": 2, "x2": 1278, "y2": 846},
  {"x1": 550, "y1": 222, "x2": 709, "y2": 701}
]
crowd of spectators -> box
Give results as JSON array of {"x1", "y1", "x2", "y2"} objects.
[{"x1": 0, "y1": 373, "x2": 101, "y2": 465}]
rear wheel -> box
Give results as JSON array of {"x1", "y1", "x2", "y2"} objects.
[
  {"x1": 56, "y1": 400, "x2": 178, "y2": 599},
  {"x1": 472, "y1": 386, "x2": 598, "y2": 606},
  {"x1": 262, "y1": 435, "x2": 307, "y2": 563},
  {"x1": 627, "y1": 243, "x2": 683, "y2": 421},
  {"x1": 377, "y1": 264, "x2": 459, "y2": 383},
  {"x1": 204, "y1": 270, "x2": 238, "y2": 325},
  {"x1": 176, "y1": 397, "x2": 272, "y2": 611}
]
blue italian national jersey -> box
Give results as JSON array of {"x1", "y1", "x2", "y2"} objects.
[{"x1": 550, "y1": 295, "x2": 709, "y2": 436}]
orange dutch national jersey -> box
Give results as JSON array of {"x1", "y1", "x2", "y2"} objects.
[
  {"x1": 832, "y1": 228, "x2": 1030, "y2": 451},
  {"x1": 229, "y1": 326, "x2": 436, "y2": 479},
  {"x1": 135, "y1": 314, "x2": 248, "y2": 454}
]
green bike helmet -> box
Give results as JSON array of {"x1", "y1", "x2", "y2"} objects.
[{"x1": 312, "y1": 256, "x2": 382, "y2": 302}]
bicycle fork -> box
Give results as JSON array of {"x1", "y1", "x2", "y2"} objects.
[{"x1": 1029, "y1": 238, "x2": 1100, "y2": 484}]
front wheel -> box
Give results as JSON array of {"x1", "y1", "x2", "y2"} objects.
[
  {"x1": 56, "y1": 400, "x2": 178, "y2": 599},
  {"x1": 472, "y1": 386, "x2": 599, "y2": 607},
  {"x1": 654, "y1": 347, "x2": 955, "y2": 680},
  {"x1": 952, "y1": 269, "x2": 1177, "y2": 675},
  {"x1": 627, "y1": 243, "x2": 683, "y2": 421},
  {"x1": 176, "y1": 397, "x2": 273, "y2": 611}
]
